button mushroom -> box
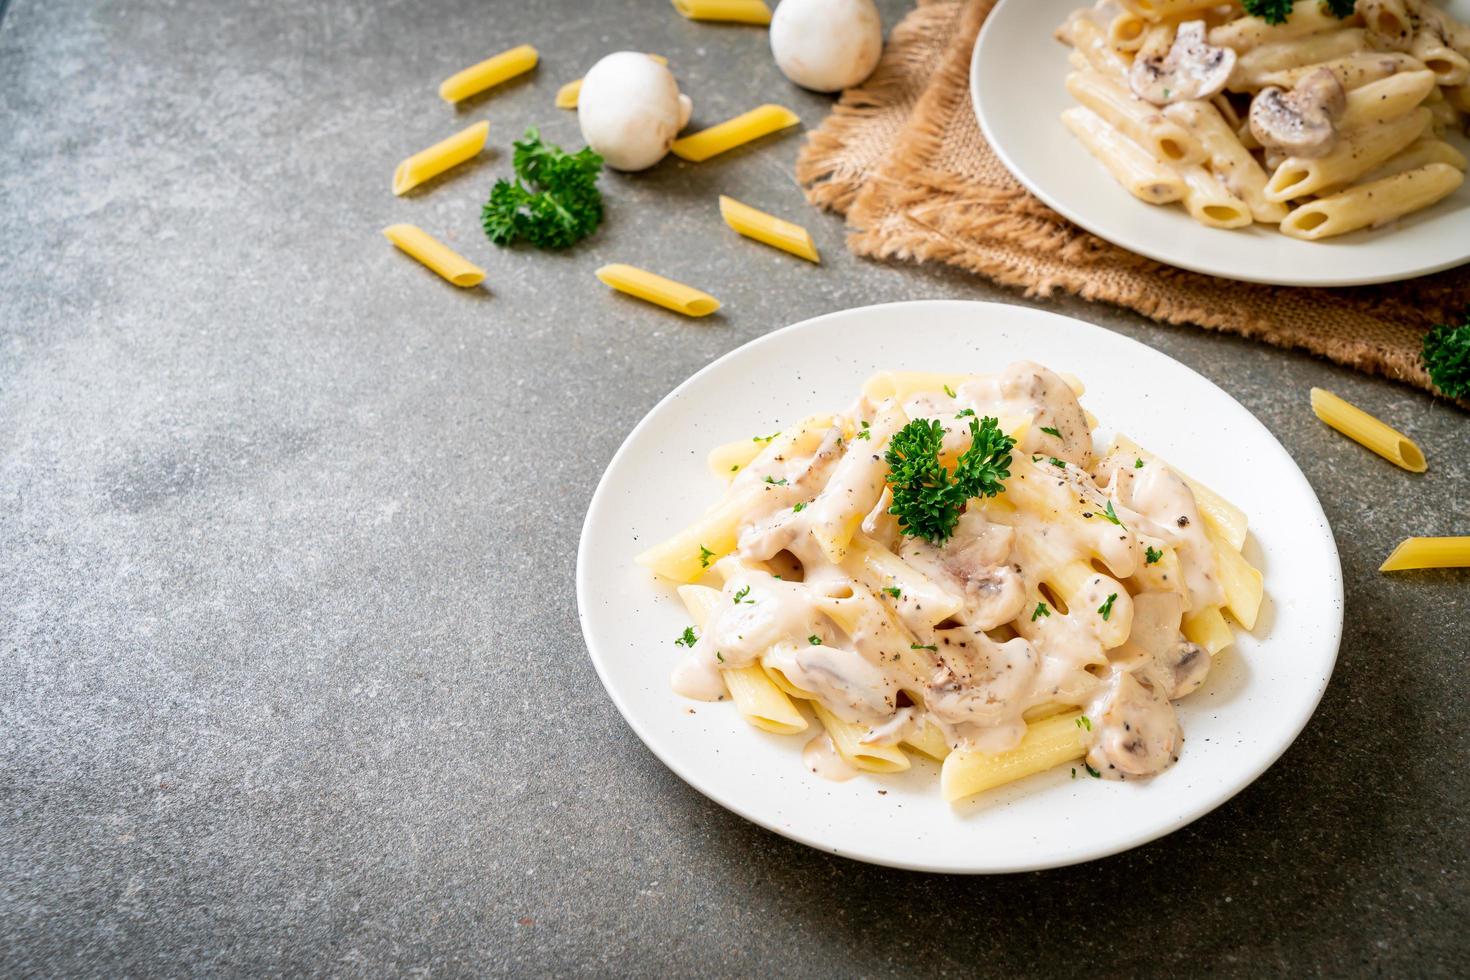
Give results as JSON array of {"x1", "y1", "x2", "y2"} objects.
[
  {"x1": 577, "y1": 52, "x2": 693, "y2": 172},
  {"x1": 1128, "y1": 21, "x2": 1237, "y2": 106},
  {"x1": 1248, "y1": 67, "x2": 1347, "y2": 159},
  {"x1": 769, "y1": 0, "x2": 884, "y2": 93}
]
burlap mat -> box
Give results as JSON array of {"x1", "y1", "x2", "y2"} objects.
[{"x1": 796, "y1": 0, "x2": 1470, "y2": 398}]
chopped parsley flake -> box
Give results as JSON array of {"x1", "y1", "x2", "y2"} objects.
[
  {"x1": 1048, "y1": 457, "x2": 1066, "y2": 468},
  {"x1": 1075, "y1": 715, "x2": 1092, "y2": 731},
  {"x1": 1031, "y1": 601, "x2": 1050, "y2": 621},
  {"x1": 730, "y1": 464, "x2": 739, "y2": 472},
  {"x1": 792, "y1": 502, "x2": 807, "y2": 512},
  {"x1": 1145, "y1": 545, "x2": 1163, "y2": 565},
  {"x1": 698, "y1": 545, "x2": 714, "y2": 569},
  {"x1": 674, "y1": 627, "x2": 697, "y2": 647},
  {"x1": 808, "y1": 635, "x2": 822, "y2": 645},
  {"x1": 910, "y1": 642, "x2": 938, "y2": 652},
  {"x1": 882, "y1": 586, "x2": 902, "y2": 599},
  {"x1": 1097, "y1": 592, "x2": 1118, "y2": 620},
  {"x1": 1084, "y1": 761, "x2": 1102, "y2": 779},
  {"x1": 943, "y1": 384, "x2": 957, "y2": 398},
  {"x1": 716, "y1": 651, "x2": 724, "y2": 663},
  {"x1": 1040, "y1": 426, "x2": 1062, "y2": 438},
  {"x1": 764, "y1": 476, "x2": 787, "y2": 485},
  {"x1": 752, "y1": 431, "x2": 779, "y2": 443},
  {"x1": 856, "y1": 420, "x2": 872, "y2": 440},
  {"x1": 1102, "y1": 500, "x2": 1125, "y2": 527},
  {"x1": 1134, "y1": 457, "x2": 1145, "y2": 468},
  {"x1": 955, "y1": 408, "x2": 975, "y2": 418},
  {"x1": 732, "y1": 586, "x2": 753, "y2": 604}
]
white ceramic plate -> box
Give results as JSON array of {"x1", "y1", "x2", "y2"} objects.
[
  {"x1": 577, "y1": 301, "x2": 1342, "y2": 873},
  {"x1": 972, "y1": 0, "x2": 1470, "y2": 287}
]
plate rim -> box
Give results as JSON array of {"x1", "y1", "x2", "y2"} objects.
[
  {"x1": 576, "y1": 299, "x2": 1344, "y2": 873},
  {"x1": 970, "y1": 0, "x2": 1470, "y2": 288}
]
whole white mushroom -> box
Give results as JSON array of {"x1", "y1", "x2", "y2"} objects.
[
  {"x1": 577, "y1": 52, "x2": 693, "y2": 172},
  {"x1": 769, "y1": 0, "x2": 883, "y2": 93}
]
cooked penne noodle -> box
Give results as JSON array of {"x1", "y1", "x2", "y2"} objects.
[
  {"x1": 1063, "y1": 13, "x2": 1133, "y2": 77},
  {"x1": 811, "y1": 702, "x2": 910, "y2": 773},
  {"x1": 1338, "y1": 70, "x2": 1438, "y2": 130},
  {"x1": 718, "y1": 195, "x2": 820, "y2": 262},
  {"x1": 392, "y1": 121, "x2": 489, "y2": 195},
  {"x1": 1209, "y1": 1, "x2": 1349, "y2": 52},
  {"x1": 1116, "y1": 0, "x2": 1220, "y2": 18},
  {"x1": 1259, "y1": 52, "x2": 1428, "y2": 91},
  {"x1": 1109, "y1": 11, "x2": 1148, "y2": 51},
  {"x1": 1065, "y1": 71, "x2": 1206, "y2": 164},
  {"x1": 595, "y1": 263, "x2": 721, "y2": 318},
  {"x1": 1282, "y1": 161, "x2": 1462, "y2": 238},
  {"x1": 1063, "y1": 107, "x2": 1188, "y2": 204},
  {"x1": 670, "y1": 104, "x2": 801, "y2": 162},
  {"x1": 1183, "y1": 605, "x2": 1234, "y2": 655},
  {"x1": 1232, "y1": 29, "x2": 1370, "y2": 90},
  {"x1": 1266, "y1": 107, "x2": 1430, "y2": 201},
  {"x1": 1380, "y1": 537, "x2": 1470, "y2": 571},
  {"x1": 1360, "y1": 137, "x2": 1469, "y2": 181},
  {"x1": 940, "y1": 712, "x2": 1089, "y2": 803},
  {"x1": 1179, "y1": 164, "x2": 1254, "y2": 227},
  {"x1": 669, "y1": 0, "x2": 772, "y2": 25},
  {"x1": 381, "y1": 224, "x2": 485, "y2": 287},
  {"x1": 1164, "y1": 100, "x2": 1286, "y2": 222},
  {"x1": 678, "y1": 584, "x2": 806, "y2": 732},
  {"x1": 1309, "y1": 387, "x2": 1428, "y2": 471},
  {"x1": 1207, "y1": 524, "x2": 1263, "y2": 630},
  {"x1": 903, "y1": 720, "x2": 952, "y2": 761},
  {"x1": 1413, "y1": 30, "x2": 1470, "y2": 86},
  {"x1": 1109, "y1": 434, "x2": 1247, "y2": 550},
  {"x1": 438, "y1": 44, "x2": 538, "y2": 104}
]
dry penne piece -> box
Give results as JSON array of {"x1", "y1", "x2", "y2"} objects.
[
  {"x1": 392, "y1": 121, "x2": 489, "y2": 195},
  {"x1": 1309, "y1": 387, "x2": 1427, "y2": 472},
  {"x1": 669, "y1": 0, "x2": 772, "y2": 25},
  {"x1": 1280, "y1": 163, "x2": 1463, "y2": 240},
  {"x1": 1380, "y1": 537, "x2": 1470, "y2": 571},
  {"x1": 670, "y1": 104, "x2": 800, "y2": 162},
  {"x1": 556, "y1": 54, "x2": 667, "y2": 109},
  {"x1": 382, "y1": 225, "x2": 485, "y2": 288},
  {"x1": 718, "y1": 195, "x2": 820, "y2": 262},
  {"x1": 595, "y1": 263, "x2": 721, "y2": 317},
  {"x1": 439, "y1": 44, "x2": 538, "y2": 104}
]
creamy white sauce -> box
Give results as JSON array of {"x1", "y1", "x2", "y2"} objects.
[
  {"x1": 803, "y1": 732, "x2": 859, "y2": 781},
  {"x1": 670, "y1": 361, "x2": 1223, "y2": 783}
]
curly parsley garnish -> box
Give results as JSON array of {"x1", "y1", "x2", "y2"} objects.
[
  {"x1": 884, "y1": 416, "x2": 1014, "y2": 544},
  {"x1": 1145, "y1": 545, "x2": 1163, "y2": 565},
  {"x1": 482, "y1": 129, "x2": 604, "y2": 249},
  {"x1": 1097, "y1": 593, "x2": 1118, "y2": 621},
  {"x1": 1423, "y1": 313, "x2": 1470, "y2": 399}
]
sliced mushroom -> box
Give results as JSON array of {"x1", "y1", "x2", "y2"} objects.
[
  {"x1": 1129, "y1": 21, "x2": 1237, "y2": 105},
  {"x1": 1248, "y1": 68, "x2": 1348, "y2": 158},
  {"x1": 1086, "y1": 670, "x2": 1182, "y2": 778},
  {"x1": 1161, "y1": 640, "x2": 1210, "y2": 699}
]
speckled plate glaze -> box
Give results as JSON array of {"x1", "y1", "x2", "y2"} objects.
[
  {"x1": 577, "y1": 301, "x2": 1342, "y2": 873},
  {"x1": 973, "y1": 0, "x2": 1470, "y2": 287}
]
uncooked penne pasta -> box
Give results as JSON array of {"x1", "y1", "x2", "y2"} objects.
[
  {"x1": 382, "y1": 224, "x2": 485, "y2": 288},
  {"x1": 595, "y1": 263, "x2": 721, "y2": 317},
  {"x1": 669, "y1": 0, "x2": 772, "y2": 25},
  {"x1": 1280, "y1": 162, "x2": 1462, "y2": 239},
  {"x1": 439, "y1": 44, "x2": 538, "y2": 104},
  {"x1": 1309, "y1": 387, "x2": 1428, "y2": 471},
  {"x1": 1063, "y1": 107, "x2": 1188, "y2": 203},
  {"x1": 392, "y1": 121, "x2": 489, "y2": 195},
  {"x1": 670, "y1": 104, "x2": 801, "y2": 162},
  {"x1": 718, "y1": 195, "x2": 820, "y2": 262},
  {"x1": 1380, "y1": 537, "x2": 1470, "y2": 571}
]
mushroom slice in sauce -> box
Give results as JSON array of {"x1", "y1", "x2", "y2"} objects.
[
  {"x1": 1086, "y1": 670, "x2": 1182, "y2": 779},
  {"x1": 1129, "y1": 21, "x2": 1237, "y2": 106},
  {"x1": 1248, "y1": 68, "x2": 1347, "y2": 159}
]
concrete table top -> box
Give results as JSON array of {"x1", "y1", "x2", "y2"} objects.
[{"x1": 2, "y1": 0, "x2": 1466, "y2": 975}]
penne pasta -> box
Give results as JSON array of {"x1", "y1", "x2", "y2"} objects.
[
  {"x1": 1066, "y1": 71, "x2": 1207, "y2": 164},
  {"x1": 811, "y1": 702, "x2": 911, "y2": 773},
  {"x1": 1360, "y1": 137, "x2": 1468, "y2": 182},
  {"x1": 1109, "y1": 434, "x2": 1248, "y2": 550},
  {"x1": 1164, "y1": 100, "x2": 1286, "y2": 222},
  {"x1": 1063, "y1": 12, "x2": 1133, "y2": 77},
  {"x1": 1413, "y1": 29, "x2": 1470, "y2": 86},
  {"x1": 1117, "y1": 0, "x2": 1220, "y2": 19},
  {"x1": 1209, "y1": 1, "x2": 1351, "y2": 53},
  {"x1": 1380, "y1": 537, "x2": 1470, "y2": 571},
  {"x1": 678, "y1": 585, "x2": 806, "y2": 733},
  {"x1": 439, "y1": 44, "x2": 538, "y2": 104},
  {"x1": 940, "y1": 711, "x2": 1089, "y2": 803},
  {"x1": 670, "y1": 104, "x2": 801, "y2": 162},
  {"x1": 1259, "y1": 52, "x2": 1429, "y2": 91},
  {"x1": 670, "y1": 0, "x2": 773, "y2": 25},
  {"x1": 902, "y1": 719, "x2": 952, "y2": 761},
  {"x1": 1109, "y1": 11, "x2": 1148, "y2": 51},
  {"x1": 718, "y1": 195, "x2": 821, "y2": 262},
  {"x1": 1309, "y1": 387, "x2": 1428, "y2": 472},
  {"x1": 595, "y1": 263, "x2": 721, "y2": 318},
  {"x1": 1265, "y1": 107, "x2": 1431, "y2": 201},
  {"x1": 1207, "y1": 525, "x2": 1263, "y2": 630},
  {"x1": 1281, "y1": 162, "x2": 1462, "y2": 239},
  {"x1": 392, "y1": 121, "x2": 489, "y2": 195},
  {"x1": 381, "y1": 224, "x2": 485, "y2": 288},
  {"x1": 1232, "y1": 29, "x2": 1370, "y2": 90},
  {"x1": 1183, "y1": 605, "x2": 1234, "y2": 655},
  {"x1": 1338, "y1": 70, "x2": 1439, "y2": 130},
  {"x1": 1063, "y1": 107, "x2": 1188, "y2": 204}
]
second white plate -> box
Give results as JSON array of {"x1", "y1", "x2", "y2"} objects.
[
  {"x1": 972, "y1": 0, "x2": 1470, "y2": 287},
  {"x1": 577, "y1": 301, "x2": 1343, "y2": 873}
]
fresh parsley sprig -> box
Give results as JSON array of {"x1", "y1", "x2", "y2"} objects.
[
  {"x1": 1423, "y1": 313, "x2": 1470, "y2": 399},
  {"x1": 884, "y1": 416, "x2": 1015, "y2": 544},
  {"x1": 481, "y1": 128, "x2": 604, "y2": 250}
]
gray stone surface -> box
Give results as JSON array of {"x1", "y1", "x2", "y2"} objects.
[{"x1": 2, "y1": 0, "x2": 1467, "y2": 975}]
